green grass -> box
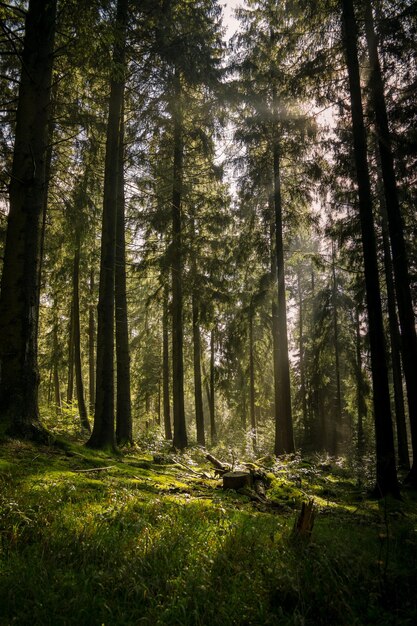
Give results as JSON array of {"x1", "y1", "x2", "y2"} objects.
[{"x1": 1, "y1": 439, "x2": 417, "y2": 625}]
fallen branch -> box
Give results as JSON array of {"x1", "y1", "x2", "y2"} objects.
[
  {"x1": 205, "y1": 453, "x2": 231, "y2": 474},
  {"x1": 73, "y1": 465, "x2": 116, "y2": 473}
]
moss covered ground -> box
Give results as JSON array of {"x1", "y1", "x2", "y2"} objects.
[{"x1": 1, "y1": 438, "x2": 416, "y2": 625}]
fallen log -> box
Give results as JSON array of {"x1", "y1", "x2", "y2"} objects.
[{"x1": 206, "y1": 453, "x2": 231, "y2": 474}]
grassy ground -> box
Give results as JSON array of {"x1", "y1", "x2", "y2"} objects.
[{"x1": 1, "y1": 438, "x2": 416, "y2": 625}]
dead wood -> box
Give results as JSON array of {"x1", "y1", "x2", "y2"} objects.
[
  {"x1": 206, "y1": 453, "x2": 231, "y2": 474},
  {"x1": 223, "y1": 470, "x2": 252, "y2": 490},
  {"x1": 292, "y1": 499, "x2": 316, "y2": 540}
]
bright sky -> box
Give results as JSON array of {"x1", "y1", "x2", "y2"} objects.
[{"x1": 222, "y1": 0, "x2": 241, "y2": 40}]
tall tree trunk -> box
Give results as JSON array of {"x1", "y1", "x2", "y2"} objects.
[
  {"x1": 171, "y1": 68, "x2": 187, "y2": 450},
  {"x1": 162, "y1": 284, "x2": 172, "y2": 440},
  {"x1": 355, "y1": 307, "x2": 366, "y2": 458},
  {"x1": 87, "y1": 0, "x2": 128, "y2": 450},
  {"x1": 88, "y1": 269, "x2": 95, "y2": 416},
  {"x1": 249, "y1": 306, "x2": 257, "y2": 448},
  {"x1": 52, "y1": 310, "x2": 62, "y2": 415},
  {"x1": 297, "y1": 267, "x2": 308, "y2": 438},
  {"x1": 269, "y1": 193, "x2": 281, "y2": 451},
  {"x1": 364, "y1": 0, "x2": 416, "y2": 482},
  {"x1": 340, "y1": 0, "x2": 399, "y2": 497},
  {"x1": 0, "y1": 0, "x2": 57, "y2": 439},
  {"x1": 272, "y1": 135, "x2": 295, "y2": 455},
  {"x1": 331, "y1": 244, "x2": 342, "y2": 455},
  {"x1": 380, "y1": 200, "x2": 409, "y2": 468},
  {"x1": 66, "y1": 303, "x2": 75, "y2": 404},
  {"x1": 191, "y1": 214, "x2": 205, "y2": 446},
  {"x1": 209, "y1": 328, "x2": 216, "y2": 445},
  {"x1": 115, "y1": 114, "x2": 132, "y2": 446},
  {"x1": 192, "y1": 293, "x2": 205, "y2": 446},
  {"x1": 72, "y1": 236, "x2": 90, "y2": 432}
]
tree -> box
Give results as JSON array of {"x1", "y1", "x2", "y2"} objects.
[
  {"x1": 87, "y1": 0, "x2": 128, "y2": 450},
  {"x1": 340, "y1": 0, "x2": 399, "y2": 497},
  {"x1": 364, "y1": 0, "x2": 417, "y2": 483},
  {"x1": 0, "y1": 0, "x2": 57, "y2": 439}
]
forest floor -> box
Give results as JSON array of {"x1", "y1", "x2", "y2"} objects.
[{"x1": 1, "y1": 436, "x2": 417, "y2": 625}]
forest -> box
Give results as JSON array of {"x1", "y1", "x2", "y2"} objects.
[{"x1": 0, "y1": 0, "x2": 417, "y2": 624}]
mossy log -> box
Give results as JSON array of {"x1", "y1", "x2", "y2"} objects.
[{"x1": 223, "y1": 471, "x2": 252, "y2": 490}]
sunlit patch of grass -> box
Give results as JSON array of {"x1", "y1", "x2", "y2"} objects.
[{"x1": 1, "y1": 440, "x2": 417, "y2": 625}]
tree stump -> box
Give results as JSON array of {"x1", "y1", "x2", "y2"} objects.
[
  {"x1": 292, "y1": 499, "x2": 316, "y2": 540},
  {"x1": 223, "y1": 471, "x2": 252, "y2": 490}
]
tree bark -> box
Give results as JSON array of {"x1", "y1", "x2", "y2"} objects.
[
  {"x1": 355, "y1": 307, "x2": 366, "y2": 458},
  {"x1": 331, "y1": 243, "x2": 342, "y2": 455},
  {"x1": 379, "y1": 187, "x2": 409, "y2": 469},
  {"x1": 0, "y1": 0, "x2": 57, "y2": 439},
  {"x1": 192, "y1": 293, "x2": 205, "y2": 446},
  {"x1": 272, "y1": 134, "x2": 295, "y2": 455},
  {"x1": 72, "y1": 236, "x2": 90, "y2": 432},
  {"x1": 87, "y1": 0, "x2": 128, "y2": 450},
  {"x1": 115, "y1": 114, "x2": 132, "y2": 446},
  {"x1": 364, "y1": 0, "x2": 416, "y2": 482},
  {"x1": 66, "y1": 303, "x2": 75, "y2": 404},
  {"x1": 171, "y1": 68, "x2": 187, "y2": 450},
  {"x1": 209, "y1": 328, "x2": 216, "y2": 445},
  {"x1": 88, "y1": 269, "x2": 95, "y2": 416},
  {"x1": 162, "y1": 283, "x2": 172, "y2": 440},
  {"x1": 340, "y1": 0, "x2": 399, "y2": 497},
  {"x1": 249, "y1": 306, "x2": 257, "y2": 447}
]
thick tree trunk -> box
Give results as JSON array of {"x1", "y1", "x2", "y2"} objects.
[
  {"x1": 272, "y1": 137, "x2": 295, "y2": 455},
  {"x1": 88, "y1": 269, "x2": 95, "y2": 416},
  {"x1": 171, "y1": 68, "x2": 187, "y2": 450},
  {"x1": 115, "y1": 115, "x2": 132, "y2": 446},
  {"x1": 0, "y1": 0, "x2": 57, "y2": 439},
  {"x1": 87, "y1": 0, "x2": 128, "y2": 450},
  {"x1": 341, "y1": 0, "x2": 399, "y2": 497},
  {"x1": 162, "y1": 284, "x2": 172, "y2": 440},
  {"x1": 364, "y1": 0, "x2": 416, "y2": 483},
  {"x1": 72, "y1": 238, "x2": 90, "y2": 432}
]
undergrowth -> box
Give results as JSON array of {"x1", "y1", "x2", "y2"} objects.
[{"x1": 1, "y1": 439, "x2": 416, "y2": 625}]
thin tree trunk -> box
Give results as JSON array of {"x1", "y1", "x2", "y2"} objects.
[
  {"x1": 192, "y1": 293, "x2": 205, "y2": 446},
  {"x1": 209, "y1": 328, "x2": 216, "y2": 445},
  {"x1": 87, "y1": 0, "x2": 128, "y2": 450},
  {"x1": 0, "y1": 0, "x2": 57, "y2": 439},
  {"x1": 88, "y1": 269, "x2": 95, "y2": 415},
  {"x1": 297, "y1": 267, "x2": 308, "y2": 437},
  {"x1": 249, "y1": 307, "x2": 257, "y2": 448},
  {"x1": 171, "y1": 68, "x2": 187, "y2": 450},
  {"x1": 272, "y1": 133, "x2": 295, "y2": 455},
  {"x1": 66, "y1": 303, "x2": 74, "y2": 404},
  {"x1": 355, "y1": 307, "x2": 366, "y2": 458},
  {"x1": 269, "y1": 193, "x2": 281, "y2": 451},
  {"x1": 115, "y1": 114, "x2": 132, "y2": 446},
  {"x1": 331, "y1": 243, "x2": 342, "y2": 455},
  {"x1": 72, "y1": 236, "x2": 90, "y2": 432},
  {"x1": 52, "y1": 312, "x2": 62, "y2": 415},
  {"x1": 364, "y1": 0, "x2": 416, "y2": 482},
  {"x1": 380, "y1": 196, "x2": 409, "y2": 468},
  {"x1": 340, "y1": 0, "x2": 399, "y2": 497},
  {"x1": 162, "y1": 283, "x2": 172, "y2": 440}
]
